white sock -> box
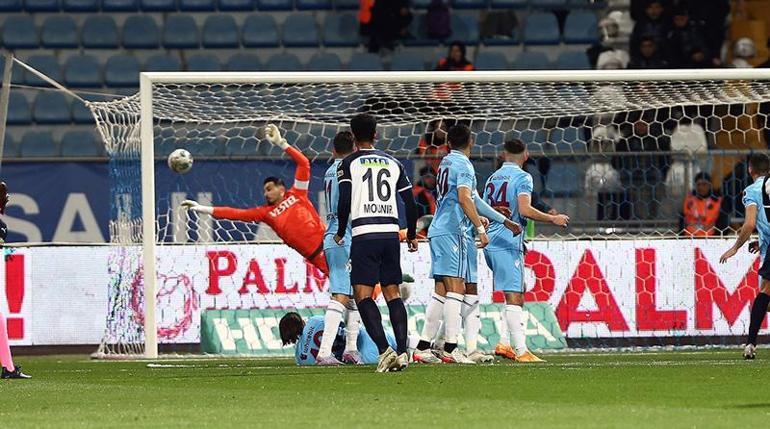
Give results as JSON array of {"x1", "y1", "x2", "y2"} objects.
[
  {"x1": 318, "y1": 299, "x2": 346, "y2": 358},
  {"x1": 506, "y1": 304, "x2": 528, "y2": 355},
  {"x1": 419, "y1": 292, "x2": 445, "y2": 343},
  {"x1": 462, "y1": 294, "x2": 480, "y2": 353},
  {"x1": 498, "y1": 304, "x2": 510, "y2": 346},
  {"x1": 344, "y1": 303, "x2": 360, "y2": 353},
  {"x1": 443, "y1": 292, "x2": 464, "y2": 345}
]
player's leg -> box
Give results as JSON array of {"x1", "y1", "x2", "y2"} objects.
[
  {"x1": 486, "y1": 249, "x2": 518, "y2": 361},
  {"x1": 462, "y1": 238, "x2": 481, "y2": 356},
  {"x1": 317, "y1": 245, "x2": 358, "y2": 365},
  {"x1": 745, "y1": 259, "x2": 770, "y2": 359},
  {"x1": 0, "y1": 312, "x2": 29, "y2": 379},
  {"x1": 501, "y1": 251, "x2": 543, "y2": 363},
  {"x1": 413, "y1": 279, "x2": 445, "y2": 364},
  {"x1": 380, "y1": 238, "x2": 410, "y2": 371},
  {"x1": 342, "y1": 299, "x2": 363, "y2": 364}
]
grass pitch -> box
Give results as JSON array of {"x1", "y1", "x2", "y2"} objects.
[{"x1": 1, "y1": 349, "x2": 768, "y2": 428}]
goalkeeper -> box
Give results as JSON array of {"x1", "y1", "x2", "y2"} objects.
[{"x1": 182, "y1": 124, "x2": 329, "y2": 274}]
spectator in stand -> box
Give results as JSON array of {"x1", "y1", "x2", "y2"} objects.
[
  {"x1": 687, "y1": 0, "x2": 729, "y2": 64},
  {"x1": 416, "y1": 119, "x2": 452, "y2": 175},
  {"x1": 665, "y1": 6, "x2": 715, "y2": 68},
  {"x1": 628, "y1": 36, "x2": 668, "y2": 68},
  {"x1": 365, "y1": 0, "x2": 412, "y2": 53},
  {"x1": 413, "y1": 166, "x2": 438, "y2": 218},
  {"x1": 680, "y1": 172, "x2": 728, "y2": 236},
  {"x1": 630, "y1": 0, "x2": 671, "y2": 22},
  {"x1": 435, "y1": 41, "x2": 475, "y2": 71},
  {"x1": 587, "y1": 16, "x2": 630, "y2": 69},
  {"x1": 630, "y1": 0, "x2": 669, "y2": 61}
]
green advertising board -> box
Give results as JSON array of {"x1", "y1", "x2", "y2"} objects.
[{"x1": 201, "y1": 303, "x2": 566, "y2": 356}]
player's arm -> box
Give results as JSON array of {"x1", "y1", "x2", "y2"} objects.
[
  {"x1": 181, "y1": 200, "x2": 266, "y2": 223},
  {"x1": 334, "y1": 159, "x2": 352, "y2": 244},
  {"x1": 458, "y1": 186, "x2": 488, "y2": 248},
  {"x1": 264, "y1": 124, "x2": 311, "y2": 195},
  {"x1": 473, "y1": 192, "x2": 521, "y2": 235},
  {"x1": 396, "y1": 162, "x2": 418, "y2": 252},
  {"x1": 720, "y1": 204, "x2": 757, "y2": 263},
  {"x1": 517, "y1": 175, "x2": 569, "y2": 227}
]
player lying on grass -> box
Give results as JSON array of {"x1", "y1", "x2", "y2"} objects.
[
  {"x1": 719, "y1": 153, "x2": 770, "y2": 360},
  {"x1": 181, "y1": 124, "x2": 329, "y2": 274}
]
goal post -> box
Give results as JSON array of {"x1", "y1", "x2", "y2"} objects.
[{"x1": 92, "y1": 69, "x2": 770, "y2": 359}]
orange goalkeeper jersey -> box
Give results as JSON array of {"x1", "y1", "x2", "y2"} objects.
[{"x1": 212, "y1": 147, "x2": 326, "y2": 260}]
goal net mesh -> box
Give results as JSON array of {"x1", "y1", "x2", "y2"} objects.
[{"x1": 89, "y1": 75, "x2": 770, "y2": 357}]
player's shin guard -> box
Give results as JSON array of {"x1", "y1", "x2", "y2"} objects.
[
  {"x1": 357, "y1": 298, "x2": 390, "y2": 354},
  {"x1": 505, "y1": 304, "x2": 528, "y2": 356},
  {"x1": 318, "y1": 300, "x2": 346, "y2": 358},
  {"x1": 461, "y1": 295, "x2": 480, "y2": 354},
  {"x1": 387, "y1": 298, "x2": 408, "y2": 355},
  {"x1": 747, "y1": 292, "x2": 770, "y2": 346},
  {"x1": 345, "y1": 300, "x2": 360, "y2": 352},
  {"x1": 443, "y1": 292, "x2": 464, "y2": 353},
  {"x1": 417, "y1": 292, "x2": 445, "y2": 350},
  {"x1": 0, "y1": 312, "x2": 15, "y2": 372}
]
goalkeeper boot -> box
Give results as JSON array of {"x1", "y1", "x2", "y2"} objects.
[
  {"x1": 744, "y1": 344, "x2": 757, "y2": 360},
  {"x1": 342, "y1": 351, "x2": 364, "y2": 365},
  {"x1": 494, "y1": 343, "x2": 517, "y2": 361},
  {"x1": 316, "y1": 355, "x2": 343, "y2": 366},
  {"x1": 375, "y1": 347, "x2": 398, "y2": 373},
  {"x1": 467, "y1": 351, "x2": 494, "y2": 364},
  {"x1": 515, "y1": 350, "x2": 546, "y2": 363},
  {"x1": 1, "y1": 366, "x2": 31, "y2": 379},
  {"x1": 413, "y1": 348, "x2": 442, "y2": 364},
  {"x1": 391, "y1": 353, "x2": 409, "y2": 372}
]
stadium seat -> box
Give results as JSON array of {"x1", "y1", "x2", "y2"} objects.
[
  {"x1": 530, "y1": 0, "x2": 567, "y2": 7},
  {"x1": 225, "y1": 53, "x2": 261, "y2": 71},
  {"x1": 82, "y1": 16, "x2": 120, "y2": 49},
  {"x1": 555, "y1": 51, "x2": 590, "y2": 69},
  {"x1": 524, "y1": 12, "x2": 560, "y2": 45},
  {"x1": 20, "y1": 132, "x2": 58, "y2": 158},
  {"x1": 105, "y1": 55, "x2": 141, "y2": 87},
  {"x1": 333, "y1": 0, "x2": 356, "y2": 9},
  {"x1": 123, "y1": 16, "x2": 160, "y2": 48},
  {"x1": 62, "y1": 131, "x2": 101, "y2": 157},
  {"x1": 72, "y1": 99, "x2": 96, "y2": 124},
  {"x1": 512, "y1": 51, "x2": 550, "y2": 69},
  {"x1": 563, "y1": 10, "x2": 598, "y2": 44},
  {"x1": 7, "y1": 93, "x2": 31, "y2": 125},
  {"x1": 567, "y1": 0, "x2": 606, "y2": 8},
  {"x1": 516, "y1": 129, "x2": 548, "y2": 152},
  {"x1": 390, "y1": 52, "x2": 426, "y2": 71},
  {"x1": 163, "y1": 15, "x2": 199, "y2": 48},
  {"x1": 490, "y1": 0, "x2": 527, "y2": 8},
  {"x1": 0, "y1": 56, "x2": 24, "y2": 85},
  {"x1": 453, "y1": 0, "x2": 488, "y2": 8},
  {"x1": 0, "y1": 0, "x2": 22, "y2": 10},
  {"x1": 257, "y1": 0, "x2": 291, "y2": 9},
  {"x1": 411, "y1": 0, "x2": 430, "y2": 7},
  {"x1": 297, "y1": 0, "x2": 331, "y2": 9},
  {"x1": 103, "y1": 0, "x2": 139, "y2": 10},
  {"x1": 242, "y1": 14, "x2": 279, "y2": 47},
  {"x1": 403, "y1": 14, "x2": 431, "y2": 46},
  {"x1": 2, "y1": 15, "x2": 38, "y2": 49},
  {"x1": 33, "y1": 92, "x2": 70, "y2": 124},
  {"x1": 141, "y1": 0, "x2": 175, "y2": 10},
  {"x1": 202, "y1": 15, "x2": 239, "y2": 48},
  {"x1": 63, "y1": 0, "x2": 99, "y2": 10},
  {"x1": 265, "y1": 53, "x2": 302, "y2": 71},
  {"x1": 450, "y1": 13, "x2": 479, "y2": 44},
  {"x1": 186, "y1": 54, "x2": 221, "y2": 71},
  {"x1": 218, "y1": 0, "x2": 253, "y2": 10},
  {"x1": 223, "y1": 127, "x2": 261, "y2": 156},
  {"x1": 144, "y1": 54, "x2": 182, "y2": 71},
  {"x1": 347, "y1": 53, "x2": 383, "y2": 71},
  {"x1": 64, "y1": 55, "x2": 102, "y2": 87},
  {"x1": 474, "y1": 52, "x2": 509, "y2": 70},
  {"x1": 306, "y1": 52, "x2": 342, "y2": 71},
  {"x1": 483, "y1": 24, "x2": 519, "y2": 45},
  {"x1": 41, "y1": 16, "x2": 78, "y2": 49},
  {"x1": 323, "y1": 13, "x2": 360, "y2": 47},
  {"x1": 283, "y1": 13, "x2": 319, "y2": 47},
  {"x1": 23, "y1": 0, "x2": 58, "y2": 11},
  {"x1": 180, "y1": 0, "x2": 214, "y2": 10},
  {"x1": 545, "y1": 161, "x2": 582, "y2": 197},
  {"x1": 548, "y1": 127, "x2": 587, "y2": 152},
  {"x1": 24, "y1": 55, "x2": 62, "y2": 87},
  {"x1": 2, "y1": 134, "x2": 18, "y2": 158}
]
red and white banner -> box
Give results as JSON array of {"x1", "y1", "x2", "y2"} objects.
[{"x1": 2, "y1": 239, "x2": 765, "y2": 345}]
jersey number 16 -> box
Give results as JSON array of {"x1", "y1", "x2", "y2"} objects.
[{"x1": 363, "y1": 168, "x2": 391, "y2": 202}]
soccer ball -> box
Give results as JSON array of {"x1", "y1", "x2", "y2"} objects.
[{"x1": 168, "y1": 148, "x2": 193, "y2": 174}]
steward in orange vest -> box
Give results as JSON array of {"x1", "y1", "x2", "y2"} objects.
[{"x1": 682, "y1": 172, "x2": 727, "y2": 237}]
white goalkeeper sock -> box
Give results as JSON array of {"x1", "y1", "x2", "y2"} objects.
[
  {"x1": 318, "y1": 300, "x2": 345, "y2": 358},
  {"x1": 419, "y1": 292, "x2": 445, "y2": 343},
  {"x1": 344, "y1": 303, "x2": 360, "y2": 353},
  {"x1": 505, "y1": 304, "x2": 528, "y2": 356},
  {"x1": 461, "y1": 294, "x2": 480, "y2": 353},
  {"x1": 443, "y1": 292, "x2": 464, "y2": 345}
]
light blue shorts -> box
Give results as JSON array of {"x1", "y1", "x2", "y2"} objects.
[
  {"x1": 484, "y1": 249, "x2": 525, "y2": 293},
  {"x1": 324, "y1": 243, "x2": 352, "y2": 296},
  {"x1": 430, "y1": 234, "x2": 477, "y2": 284}
]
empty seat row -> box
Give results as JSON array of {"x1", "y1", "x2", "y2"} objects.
[
  {"x1": 3, "y1": 130, "x2": 102, "y2": 158},
  {"x1": 7, "y1": 91, "x2": 101, "y2": 124},
  {"x1": 476, "y1": 50, "x2": 591, "y2": 70},
  {"x1": 414, "y1": 0, "x2": 605, "y2": 8},
  {"x1": 0, "y1": 0, "x2": 360, "y2": 12}
]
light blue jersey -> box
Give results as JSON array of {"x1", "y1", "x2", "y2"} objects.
[
  {"x1": 428, "y1": 150, "x2": 477, "y2": 239},
  {"x1": 742, "y1": 176, "x2": 770, "y2": 258},
  {"x1": 324, "y1": 159, "x2": 352, "y2": 249},
  {"x1": 294, "y1": 315, "x2": 395, "y2": 366},
  {"x1": 484, "y1": 162, "x2": 533, "y2": 253}
]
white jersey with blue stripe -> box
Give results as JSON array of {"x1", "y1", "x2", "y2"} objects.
[
  {"x1": 428, "y1": 150, "x2": 477, "y2": 239},
  {"x1": 742, "y1": 176, "x2": 770, "y2": 257},
  {"x1": 324, "y1": 159, "x2": 351, "y2": 247},
  {"x1": 484, "y1": 162, "x2": 533, "y2": 253}
]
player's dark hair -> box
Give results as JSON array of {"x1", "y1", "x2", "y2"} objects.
[
  {"x1": 278, "y1": 312, "x2": 305, "y2": 346},
  {"x1": 333, "y1": 131, "x2": 355, "y2": 155},
  {"x1": 504, "y1": 139, "x2": 526, "y2": 155},
  {"x1": 350, "y1": 113, "x2": 377, "y2": 143},
  {"x1": 264, "y1": 176, "x2": 285, "y2": 187},
  {"x1": 447, "y1": 124, "x2": 471, "y2": 150},
  {"x1": 749, "y1": 153, "x2": 770, "y2": 175},
  {"x1": 694, "y1": 172, "x2": 712, "y2": 184}
]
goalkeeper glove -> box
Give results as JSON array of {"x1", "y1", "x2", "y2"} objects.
[
  {"x1": 180, "y1": 200, "x2": 213, "y2": 215},
  {"x1": 264, "y1": 124, "x2": 289, "y2": 150}
]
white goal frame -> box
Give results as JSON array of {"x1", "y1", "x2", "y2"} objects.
[{"x1": 138, "y1": 68, "x2": 770, "y2": 358}]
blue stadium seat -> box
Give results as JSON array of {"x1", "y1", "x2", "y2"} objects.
[
  {"x1": 23, "y1": 0, "x2": 58, "y2": 11},
  {"x1": 524, "y1": 12, "x2": 560, "y2": 45},
  {"x1": 404, "y1": 14, "x2": 431, "y2": 46},
  {"x1": 3, "y1": 134, "x2": 18, "y2": 158},
  {"x1": 242, "y1": 14, "x2": 279, "y2": 47},
  {"x1": 453, "y1": 0, "x2": 488, "y2": 8},
  {"x1": 283, "y1": 13, "x2": 319, "y2": 47},
  {"x1": 202, "y1": 15, "x2": 239, "y2": 48},
  {"x1": 257, "y1": 0, "x2": 291, "y2": 9},
  {"x1": 450, "y1": 13, "x2": 479, "y2": 44},
  {"x1": 72, "y1": 99, "x2": 96, "y2": 124},
  {"x1": 105, "y1": 55, "x2": 141, "y2": 87},
  {"x1": 563, "y1": 10, "x2": 598, "y2": 43},
  {"x1": 390, "y1": 52, "x2": 426, "y2": 71},
  {"x1": 516, "y1": 129, "x2": 548, "y2": 153},
  {"x1": 20, "y1": 132, "x2": 58, "y2": 158},
  {"x1": 25, "y1": 55, "x2": 62, "y2": 87},
  {"x1": 103, "y1": 0, "x2": 139, "y2": 10},
  {"x1": 490, "y1": 0, "x2": 526, "y2": 7},
  {"x1": 306, "y1": 52, "x2": 342, "y2": 71},
  {"x1": 225, "y1": 53, "x2": 261, "y2": 71},
  {"x1": 474, "y1": 52, "x2": 509, "y2": 70},
  {"x1": 141, "y1": 0, "x2": 175, "y2": 10},
  {"x1": 567, "y1": 0, "x2": 606, "y2": 8},
  {"x1": 41, "y1": 16, "x2": 78, "y2": 49},
  {"x1": 545, "y1": 161, "x2": 582, "y2": 197},
  {"x1": 333, "y1": 0, "x2": 356, "y2": 9},
  {"x1": 411, "y1": 0, "x2": 430, "y2": 7},
  {"x1": 2, "y1": 16, "x2": 38, "y2": 49},
  {"x1": 218, "y1": 0, "x2": 253, "y2": 10},
  {"x1": 63, "y1": 0, "x2": 99, "y2": 10},
  {"x1": 265, "y1": 53, "x2": 302, "y2": 71},
  {"x1": 0, "y1": 57, "x2": 24, "y2": 85},
  {"x1": 483, "y1": 24, "x2": 519, "y2": 45},
  {"x1": 33, "y1": 92, "x2": 70, "y2": 124},
  {"x1": 555, "y1": 51, "x2": 590, "y2": 69},
  {"x1": 186, "y1": 54, "x2": 221, "y2": 71},
  {"x1": 64, "y1": 55, "x2": 102, "y2": 87},
  {"x1": 7, "y1": 93, "x2": 31, "y2": 125},
  {"x1": 224, "y1": 127, "x2": 261, "y2": 156},
  {"x1": 163, "y1": 15, "x2": 199, "y2": 48},
  {"x1": 82, "y1": 16, "x2": 120, "y2": 49},
  {"x1": 0, "y1": 0, "x2": 22, "y2": 10},
  {"x1": 180, "y1": 0, "x2": 214, "y2": 10},
  {"x1": 530, "y1": 0, "x2": 567, "y2": 7},
  {"x1": 297, "y1": 0, "x2": 330, "y2": 9},
  {"x1": 512, "y1": 51, "x2": 550, "y2": 69},
  {"x1": 144, "y1": 54, "x2": 182, "y2": 71},
  {"x1": 123, "y1": 16, "x2": 160, "y2": 48},
  {"x1": 323, "y1": 13, "x2": 359, "y2": 47},
  {"x1": 347, "y1": 53, "x2": 383, "y2": 71},
  {"x1": 62, "y1": 131, "x2": 101, "y2": 157},
  {"x1": 548, "y1": 127, "x2": 587, "y2": 152}
]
